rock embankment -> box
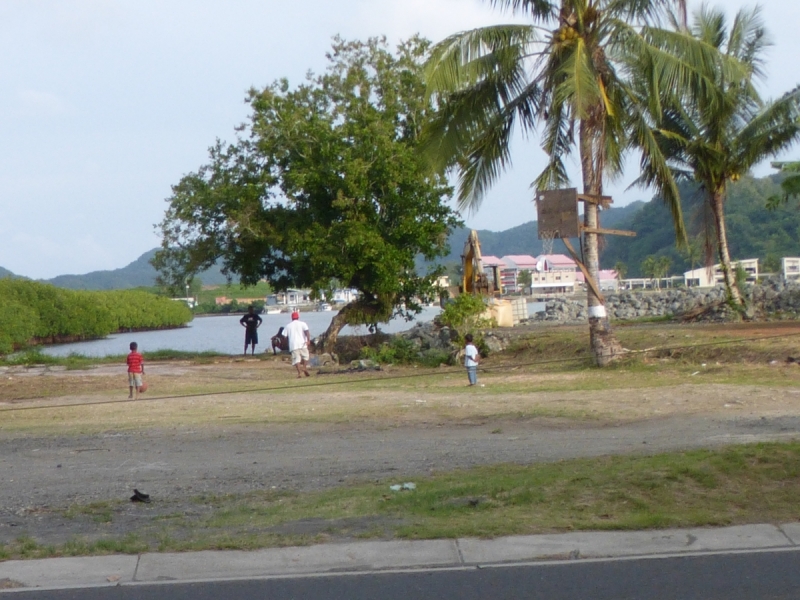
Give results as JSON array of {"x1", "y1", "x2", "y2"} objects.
[{"x1": 532, "y1": 281, "x2": 800, "y2": 324}]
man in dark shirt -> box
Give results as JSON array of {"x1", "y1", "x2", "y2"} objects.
[{"x1": 239, "y1": 306, "x2": 263, "y2": 355}]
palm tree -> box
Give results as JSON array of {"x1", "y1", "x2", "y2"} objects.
[
  {"x1": 638, "y1": 7, "x2": 800, "y2": 306},
  {"x1": 423, "y1": 0, "x2": 725, "y2": 365}
]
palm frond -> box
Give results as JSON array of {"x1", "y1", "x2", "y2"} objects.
[
  {"x1": 534, "y1": 99, "x2": 572, "y2": 191},
  {"x1": 626, "y1": 104, "x2": 687, "y2": 244},
  {"x1": 733, "y1": 86, "x2": 800, "y2": 172},
  {"x1": 425, "y1": 25, "x2": 538, "y2": 95},
  {"x1": 486, "y1": 0, "x2": 556, "y2": 20}
]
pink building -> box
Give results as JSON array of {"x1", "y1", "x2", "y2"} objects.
[
  {"x1": 534, "y1": 254, "x2": 577, "y2": 272},
  {"x1": 500, "y1": 255, "x2": 538, "y2": 292}
]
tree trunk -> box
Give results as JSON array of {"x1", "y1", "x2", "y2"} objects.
[
  {"x1": 317, "y1": 303, "x2": 354, "y2": 353},
  {"x1": 710, "y1": 188, "x2": 743, "y2": 306},
  {"x1": 580, "y1": 121, "x2": 624, "y2": 367}
]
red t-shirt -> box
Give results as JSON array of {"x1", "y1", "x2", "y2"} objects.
[{"x1": 127, "y1": 351, "x2": 144, "y2": 373}]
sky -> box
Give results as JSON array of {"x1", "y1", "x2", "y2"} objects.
[{"x1": 1, "y1": 1, "x2": 799, "y2": 279}]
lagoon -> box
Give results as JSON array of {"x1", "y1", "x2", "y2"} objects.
[{"x1": 41, "y1": 308, "x2": 444, "y2": 358}]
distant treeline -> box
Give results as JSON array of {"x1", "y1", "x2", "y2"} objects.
[{"x1": 0, "y1": 279, "x2": 193, "y2": 354}]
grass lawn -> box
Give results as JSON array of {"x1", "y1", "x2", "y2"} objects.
[
  {"x1": 1, "y1": 320, "x2": 799, "y2": 559},
  {"x1": 2, "y1": 441, "x2": 799, "y2": 559}
]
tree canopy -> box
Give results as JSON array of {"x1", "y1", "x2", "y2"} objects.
[
  {"x1": 422, "y1": 0, "x2": 724, "y2": 364},
  {"x1": 154, "y1": 37, "x2": 460, "y2": 346},
  {"x1": 636, "y1": 6, "x2": 800, "y2": 304}
]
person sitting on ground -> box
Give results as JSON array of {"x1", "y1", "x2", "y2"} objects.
[
  {"x1": 239, "y1": 305, "x2": 263, "y2": 356},
  {"x1": 284, "y1": 311, "x2": 311, "y2": 378},
  {"x1": 271, "y1": 326, "x2": 288, "y2": 355}
]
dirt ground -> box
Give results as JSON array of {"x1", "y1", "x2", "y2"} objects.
[{"x1": 2, "y1": 348, "x2": 800, "y2": 546}]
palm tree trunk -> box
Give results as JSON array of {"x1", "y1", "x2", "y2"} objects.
[
  {"x1": 580, "y1": 121, "x2": 624, "y2": 366},
  {"x1": 710, "y1": 188, "x2": 743, "y2": 306}
]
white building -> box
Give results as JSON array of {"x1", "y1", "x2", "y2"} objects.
[
  {"x1": 529, "y1": 254, "x2": 578, "y2": 294},
  {"x1": 683, "y1": 259, "x2": 759, "y2": 288},
  {"x1": 274, "y1": 289, "x2": 312, "y2": 305},
  {"x1": 783, "y1": 257, "x2": 800, "y2": 282},
  {"x1": 330, "y1": 288, "x2": 359, "y2": 305},
  {"x1": 576, "y1": 269, "x2": 620, "y2": 291}
]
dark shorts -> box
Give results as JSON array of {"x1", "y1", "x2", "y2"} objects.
[{"x1": 245, "y1": 331, "x2": 259, "y2": 345}]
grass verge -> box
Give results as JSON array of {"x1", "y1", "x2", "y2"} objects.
[{"x1": 3, "y1": 441, "x2": 799, "y2": 559}]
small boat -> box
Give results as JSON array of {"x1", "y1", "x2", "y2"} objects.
[
  {"x1": 265, "y1": 307, "x2": 281, "y2": 315},
  {"x1": 317, "y1": 303, "x2": 332, "y2": 312}
]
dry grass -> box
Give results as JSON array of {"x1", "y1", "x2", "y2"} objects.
[{"x1": 2, "y1": 320, "x2": 800, "y2": 434}]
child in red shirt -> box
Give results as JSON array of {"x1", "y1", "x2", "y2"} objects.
[{"x1": 127, "y1": 341, "x2": 145, "y2": 398}]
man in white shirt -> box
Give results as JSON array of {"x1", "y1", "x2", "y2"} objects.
[{"x1": 284, "y1": 311, "x2": 311, "y2": 378}]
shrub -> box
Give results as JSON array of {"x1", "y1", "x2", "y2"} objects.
[{"x1": 437, "y1": 294, "x2": 494, "y2": 339}]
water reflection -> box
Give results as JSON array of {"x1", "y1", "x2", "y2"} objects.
[{"x1": 42, "y1": 308, "x2": 442, "y2": 358}]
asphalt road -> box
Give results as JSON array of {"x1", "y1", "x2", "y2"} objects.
[{"x1": 10, "y1": 550, "x2": 800, "y2": 600}]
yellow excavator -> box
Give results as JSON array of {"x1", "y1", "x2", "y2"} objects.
[{"x1": 460, "y1": 230, "x2": 502, "y2": 295}]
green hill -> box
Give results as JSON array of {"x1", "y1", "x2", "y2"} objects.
[
  {"x1": 5, "y1": 173, "x2": 795, "y2": 289},
  {"x1": 443, "y1": 201, "x2": 645, "y2": 262},
  {"x1": 41, "y1": 250, "x2": 230, "y2": 290},
  {"x1": 601, "y1": 175, "x2": 800, "y2": 277}
]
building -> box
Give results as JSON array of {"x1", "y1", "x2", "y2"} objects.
[
  {"x1": 274, "y1": 289, "x2": 312, "y2": 306},
  {"x1": 529, "y1": 254, "x2": 578, "y2": 294},
  {"x1": 683, "y1": 259, "x2": 759, "y2": 287},
  {"x1": 500, "y1": 255, "x2": 538, "y2": 293},
  {"x1": 576, "y1": 269, "x2": 619, "y2": 292},
  {"x1": 330, "y1": 288, "x2": 359, "y2": 305},
  {"x1": 783, "y1": 257, "x2": 800, "y2": 282}
]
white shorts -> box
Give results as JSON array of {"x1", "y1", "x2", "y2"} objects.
[
  {"x1": 291, "y1": 348, "x2": 309, "y2": 365},
  {"x1": 128, "y1": 373, "x2": 142, "y2": 387}
]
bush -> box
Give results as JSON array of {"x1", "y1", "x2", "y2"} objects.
[
  {"x1": 359, "y1": 336, "x2": 452, "y2": 367},
  {"x1": 437, "y1": 294, "x2": 494, "y2": 339},
  {"x1": 0, "y1": 279, "x2": 192, "y2": 354},
  {"x1": 0, "y1": 299, "x2": 38, "y2": 354},
  {"x1": 360, "y1": 337, "x2": 420, "y2": 365}
]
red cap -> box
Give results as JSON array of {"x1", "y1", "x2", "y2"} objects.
[{"x1": 291, "y1": 311, "x2": 299, "y2": 320}]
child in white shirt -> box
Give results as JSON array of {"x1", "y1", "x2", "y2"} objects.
[{"x1": 464, "y1": 334, "x2": 480, "y2": 386}]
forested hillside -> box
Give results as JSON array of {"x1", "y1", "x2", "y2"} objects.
[
  {"x1": 602, "y1": 175, "x2": 800, "y2": 277},
  {"x1": 3, "y1": 173, "x2": 796, "y2": 288},
  {"x1": 42, "y1": 250, "x2": 230, "y2": 290},
  {"x1": 441, "y1": 201, "x2": 645, "y2": 263}
]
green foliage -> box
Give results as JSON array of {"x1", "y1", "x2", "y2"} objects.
[
  {"x1": 437, "y1": 294, "x2": 493, "y2": 338},
  {"x1": 360, "y1": 337, "x2": 452, "y2": 367},
  {"x1": 734, "y1": 263, "x2": 748, "y2": 289},
  {"x1": 635, "y1": 6, "x2": 800, "y2": 303},
  {"x1": 0, "y1": 279, "x2": 192, "y2": 354},
  {"x1": 0, "y1": 299, "x2": 38, "y2": 354},
  {"x1": 763, "y1": 254, "x2": 781, "y2": 274},
  {"x1": 613, "y1": 261, "x2": 628, "y2": 281},
  {"x1": 767, "y1": 161, "x2": 800, "y2": 210},
  {"x1": 154, "y1": 36, "x2": 460, "y2": 335},
  {"x1": 640, "y1": 255, "x2": 672, "y2": 287},
  {"x1": 603, "y1": 176, "x2": 800, "y2": 275}
]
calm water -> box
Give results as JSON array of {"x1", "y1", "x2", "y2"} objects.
[{"x1": 41, "y1": 308, "x2": 443, "y2": 358}]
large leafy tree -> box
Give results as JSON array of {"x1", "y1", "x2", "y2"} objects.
[
  {"x1": 638, "y1": 7, "x2": 800, "y2": 306},
  {"x1": 423, "y1": 0, "x2": 723, "y2": 365},
  {"x1": 154, "y1": 37, "x2": 460, "y2": 349}
]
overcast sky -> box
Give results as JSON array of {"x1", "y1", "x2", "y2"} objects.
[{"x1": 1, "y1": 0, "x2": 798, "y2": 279}]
